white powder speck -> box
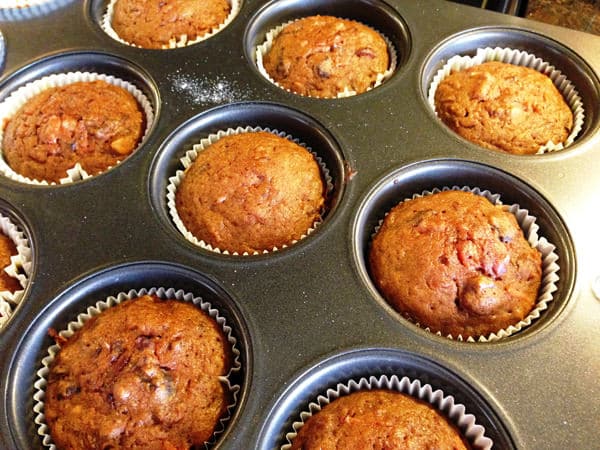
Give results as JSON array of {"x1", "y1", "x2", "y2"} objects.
[{"x1": 168, "y1": 73, "x2": 247, "y2": 105}]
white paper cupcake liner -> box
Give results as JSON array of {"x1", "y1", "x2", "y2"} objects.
[
  {"x1": 282, "y1": 374, "x2": 493, "y2": 450},
  {"x1": 427, "y1": 47, "x2": 584, "y2": 154},
  {"x1": 372, "y1": 186, "x2": 559, "y2": 343},
  {"x1": 102, "y1": 0, "x2": 241, "y2": 49},
  {"x1": 0, "y1": 298, "x2": 11, "y2": 327},
  {"x1": 0, "y1": 71, "x2": 154, "y2": 185},
  {"x1": 167, "y1": 125, "x2": 332, "y2": 256},
  {"x1": 0, "y1": 212, "x2": 32, "y2": 328},
  {"x1": 33, "y1": 286, "x2": 242, "y2": 450},
  {"x1": 256, "y1": 17, "x2": 397, "y2": 99}
]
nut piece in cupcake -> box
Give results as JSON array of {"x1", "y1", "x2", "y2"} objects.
[
  {"x1": 369, "y1": 190, "x2": 542, "y2": 339},
  {"x1": 175, "y1": 131, "x2": 326, "y2": 254},
  {"x1": 434, "y1": 61, "x2": 573, "y2": 155},
  {"x1": 111, "y1": 0, "x2": 231, "y2": 49},
  {"x1": 262, "y1": 15, "x2": 390, "y2": 98},
  {"x1": 289, "y1": 389, "x2": 470, "y2": 449},
  {"x1": 2, "y1": 80, "x2": 145, "y2": 183},
  {"x1": 44, "y1": 295, "x2": 233, "y2": 450}
]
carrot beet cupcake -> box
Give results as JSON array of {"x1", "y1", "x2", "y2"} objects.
[
  {"x1": 290, "y1": 390, "x2": 469, "y2": 449},
  {"x1": 169, "y1": 128, "x2": 327, "y2": 255},
  {"x1": 0, "y1": 229, "x2": 26, "y2": 327},
  {"x1": 284, "y1": 375, "x2": 492, "y2": 450},
  {"x1": 428, "y1": 47, "x2": 583, "y2": 155},
  {"x1": 105, "y1": 0, "x2": 240, "y2": 49},
  {"x1": 35, "y1": 289, "x2": 240, "y2": 450},
  {"x1": 0, "y1": 233, "x2": 22, "y2": 294},
  {"x1": 0, "y1": 212, "x2": 31, "y2": 329},
  {"x1": 258, "y1": 15, "x2": 394, "y2": 98},
  {"x1": 369, "y1": 188, "x2": 557, "y2": 341},
  {"x1": 0, "y1": 73, "x2": 152, "y2": 185}
]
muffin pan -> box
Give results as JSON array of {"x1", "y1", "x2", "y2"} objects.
[{"x1": 1, "y1": 1, "x2": 599, "y2": 449}]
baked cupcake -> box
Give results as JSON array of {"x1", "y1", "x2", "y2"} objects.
[
  {"x1": 261, "y1": 15, "x2": 390, "y2": 98},
  {"x1": 0, "y1": 231, "x2": 22, "y2": 327},
  {"x1": 174, "y1": 130, "x2": 326, "y2": 254},
  {"x1": 369, "y1": 190, "x2": 543, "y2": 339},
  {"x1": 289, "y1": 389, "x2": 470, "y2": 449},
  {"x1": 434, "y1": 61, "x2": 573, "y2": 155},
  {"x1": 43, "y1": 294, "x2": 233, "y2": 450},
  {"x1": 0, "y1": 233, "x2": 21, "y2": 294},
  {"x1": 110, "y1": 0, "x2": 232, "y2": 49},
  {"x1": 0, "y1": 213, "x2": 31, "y2": 328},
  {"x1": 2, "y1": 80, "x2": 145, "y2": 183}
]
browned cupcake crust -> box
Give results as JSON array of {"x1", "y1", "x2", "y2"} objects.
[
  {"x1": 262, "y1": 15, "x2": 389, "y2": 98},
  {"x1": 3, "y1": 80, "x2": 144, "y2": 183},
  {"x1": 0, "y1": 233, "x2": 20, "y2": 293},
  {"x1": 112, "y1": 0, "x2": 231, "y2": 49},
  {"x1": 434, "y1": 61, "x2": 573, "y2": 155},
  {"x1": 290, "y1": 389, "x2": 470, "y2": 450},
  {"x1": 175, "y1": 131, "x2": 325, "y2": 254},
  {"x1": 369, "y1": 190, "x2": 542, "y2": 338},
  {"x1": 45, "y1": 295, "x2": 232, "y2": 450}
]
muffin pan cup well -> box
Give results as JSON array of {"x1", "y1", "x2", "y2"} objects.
[
  {"x1": 426, "y1": 46, "x2": 584, "y2": 154},
  {"x1": 101, "y1": 0, "x2": 243, "y2": 49},
  {"x1": 33, "y1": 286, "x2": 242, "y2": 449},
  {"x1": 363, "y1": 184, "x2": 560, "y2": 342},
  {"x1": 0, "y1": 202, "x2": 32, "y2": 329},
  {"x1": 166, "y1": 125, "x2": 334, "y2": 255},
  {"x1": 0, "y1": 70, "x2": 155, "y2": 185},
  {"x1": 5, "y1": 262, "x2": 250, "y2": 450},
  {"x1": 245, "y1": 0, "x2": 411, "y2": 93},
  {"x1": 352, "y1": 159, "x2": 575, "y2": 342},
  {"x1": 281, "y1": 374, "x2": 493, "y2": 449},
  {"x1": 0, "y1": 1, "x2": 599, "y2": 449},
  {"x1": 152, "y1": 101, "x2": 346, "y2": 257},
  {"x1": 420, "y1": 26, "x2": 600, "y2": 149},
  {"x1": 257, "y1": 348, "x2": 515, "y2": 449}
]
